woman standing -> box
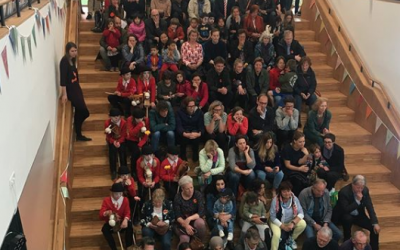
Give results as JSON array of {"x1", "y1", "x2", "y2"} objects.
[{"x1": 60, "y1": 42, "x2": 91, "y2": 141}]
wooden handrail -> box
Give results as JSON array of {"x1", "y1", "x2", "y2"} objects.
[
  {"x1": 302, "y1": 0, "x2": 400, "y2": 139},
  {"x1": 51, "y1": 0, "x2": 79, "y2": 249}
]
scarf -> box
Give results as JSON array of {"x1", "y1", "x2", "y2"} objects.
[
  {"x1": 323, "y1": 146, "x2": 334, "y2": 160},
  {"x1": 275, "y1": 192, "x2": 298, "y2": 217}
]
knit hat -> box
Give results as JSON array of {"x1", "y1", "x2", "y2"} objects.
[
  {"x1": 209, "y1": 236, "x2": 224, "y2": 249},
  {"x1": 259, "y1": 25, "x2": 273, "y2": 42}
]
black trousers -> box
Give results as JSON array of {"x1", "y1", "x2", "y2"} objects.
[
  {"x1": 204, "y1": 132, "x2": 228, "y2": 155},
  {"x1": 108, "y1": 95, "x2": 132, "y2": 117},
  {"x1": 178, "y1": 135, "x2": 201, "y2": 162},
  {"x1": 209, "y1": 91, "x2": 234, "y2": 111},
  {"x1": 341, "y1": 213, "x2": 379, "y2": 250},
  {"x1": 101, "y1": 222, "x2": 133, "y2": 250},
  {"x1": 163, "y1": 181, "x2": 179, "y2": 201},
  {"x1": 316, "y1": 169, "x2": 342, "y2": 190},
  {"x1": 125, "y1": 140, "x2": 141, "y2": 176},
  {"x1": 108, "y1": 142, "x2": 127, "y2": 174},
  {"x1": 71, "y1": 98, "x2": 90, "y2": 137},
  {"x1": 276, "y1": 129, "x2": 295, "y2": 150}
]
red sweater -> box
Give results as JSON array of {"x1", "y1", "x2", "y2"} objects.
[
  {"x1": 115, "y1": 77, "x2": 137, "y2": 97},
  {"x1": 244, "y1": 16, "x2": 264, "y2": 40},
  {"x1": 136, "y1": 156, "x2": 161, "y2": 185},
  {"x1": 137, "y1": 77, "x2": 156, "y2": 103},
  {"x1": 160, "y1": 158, "x2": 184, "y2": 182},
  {"x1": 126, "y1": 117, "x2": 150, "y2": 148},
  {"x1": 105, "y1": 118, "x2": 127, "y2": 144},
  {"x1": 103, "y1": 28, "x2": 121, "y2": 48},
  {"x1": 99, "y1": 196, "x2": 131, "y2": 222},
  {"x1": 186, "y1": 82, "x2": 209, "y2": 108},
  {"x1": 269, "y1": 67, "x2": 282, "y2": 90},
  {"x1": 176, "y1": 80, "x2": 191, "y2": 96},
  {"x1": 113, "y1": 177, "x2": 137, "y2": 197},
  {"x1": 168, "y1": 26, "x2": 185, "y2": 40},
  {"x1": 227, "y1": 113, "x2": 249, "y2": 136}
]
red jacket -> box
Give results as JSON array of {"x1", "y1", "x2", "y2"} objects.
[
  {"x1": 115, "y1": 77, "x2": 137, "y2": 97},
  {"x1": 126, "y1": 116, "x2": 150, "y2": 148},
  {"x1": 269, "y1": 67, "x2": 282, "y2": 90},
  {"x1": 168, "y1": 26, "x2": 185, "y2": 40},
  {"x1": 186, "y1": 82, "x2": 209, "y2": 108},
  {"x1": 136, "y1": 156, "x2": 161, "y2": 185},
  {"x1": 244, "y1": 16, "x2": 264, "y2": 40},
  {"x1": 227, "y1": 113, "x2": 249, "y2": 136},
  {"x1": 99, "y1": 196, "x2": 130, "y2": 222},
  {"x1": 176, "y1": 80, "x2": 191, "y2": 96},
  {"x1": 160, "y1": 158, "x2": 184, "y2": 182},
  {"x1": 137, "y1": 77, "x2": 156, "y2": 103},
  {"x1": 113, "y1": 177, "x2": 137, "y2": 197},
  {"x1": 103, "y1": 28, "x2": 121, "y2": 48},
  {"x1": 105, "y1": 118, "x2": 127, "y2": 144}
]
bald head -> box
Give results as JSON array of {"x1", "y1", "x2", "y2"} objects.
[
  {"x1": 114, "y1": 17, "x2": 121, "y2": 28},
  {"x1": 352, "y1": 231, "x2": 368, "y2": 250},
  {"x1": 151, "y1": 9, "x2": 160, "y2": 21}
]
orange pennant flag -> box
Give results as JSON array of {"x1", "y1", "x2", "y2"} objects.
[
  {"x1": 310, "y1": 0, "x2": 316, "y2": 9},
  {"x1": 365, "y1": 106, "x2": 373, "y2": 119}
]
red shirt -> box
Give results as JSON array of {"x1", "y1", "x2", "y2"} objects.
[
  {"x1": 168, "y1": 26, "x2": 185, "y2": 40},
  {"x1": 126, "y1": 117, "x2": 150, "y2": 148},
  {"x1": 103, "y1": 28, "x2": 121, "y2": 48},
  {"x1": 115, "y1": 77, "x2": 137, "y2": 97},
  {"x1": 160, "y1": 157, "x2": 184, "y2": 182},
  {"x1": 227, "y1": 113, "x2": 249, "y2": 136},
  {"x1": 99, "y1": 196, "x2": 130, "y2": 222},
  {"x1": 186, "y1": 82, "x2": 209, "y2": 108},
  {"x1": 176, "y1": 80, "x2": 191, "y2": 96},
  {"x1": 137, "y1": 77, "x2": 156, "y2": 103},
  {"x1": 269, "y1": 67, "x2": 282, "y2": 90},
  {"x1": 105, "y1": 118, "x2": 127, "y2": 144},
  {"x1": 113, "y1": 177, "x2": 137, "y2": 197},
  {"x1": 244, "y1": 16, "x2": 264, "y2": 40},
  {"x1": 136, "y1": 156, "x2": 161, "y2": 185}
]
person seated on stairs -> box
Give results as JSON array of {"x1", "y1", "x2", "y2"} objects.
[
  {"x1": 204, "y1": 101, "x2": 229, "y2": 154},
  {"x1": 126, "y1": 108, "x2": 150, "y2": 176},
  {"x1": 99, "y1": 182, "x2": 133, "y2": 250},
  {"x1": 107, "y1": 68, "x2": 137, "y2": 118},
  {"x1": 157, "y1": 72, "x2": 178, "y2": 107},
  {"x1": 247, "y1": 94, "x2": 275, "y2": 145},
  {"x1": 275, "y1": 29, "x2": 306, "y2": 63},
  {"x1": 275, "y1": 96, "x2": 299, "y2": 149},
  {"x1": 137, "y1": 68, "x2": 157, "y2": 109},
  {"x1": 302, "y1": 226, "x2": 339, "y2": 250},
  {"x1": 160, "y1": 145, "x2": 186, "y2": 200},
  {"x1": 149, "y1": 100, "x2": 176, "y2": 153},
  {"x1": 141, "y1": 188, "x2": 175, "y2": 250},
  {"x1": 105, "y1": 108, "x2": 127, "y2": 180},
  {"x1": 213, "y1": 188, "x2": 235, "y2": 242},
  {"x1": 113, "y1": 166, "x2": 141, "y2": 224},
  {"x1": 246, "y1": 58, "x2": 270, "y2": 109},
  {"x1": 206, "y1": 57, "x2": 233, "y2": 110},
  {"x1": 136, "y1": 145, "x2": 161, "y2": 200},
  {"x1": 333, "y1": 175, "x2": 380, "y2": 250},
  {"x1": 234, "y1": 226, "x2": 268, "y2": 250},
  {"x1": 303, "y1": 97, "x2": 332, "y2": 147},
  {"x1": 121, "y1": 34, "x2": 147, "y2": 75},
  {"x1": 102, "y1": 18, "x2": 122, "y2": 72},
  {"x1": 339, "y1": 230, "x2": 372, "y2": 250}
]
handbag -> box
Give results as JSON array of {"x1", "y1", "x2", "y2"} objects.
[
  {"x1": 189, "y1": 235, "x2": 205, "y2": 250},
  {"x1": 150, "y1": 215, "x2": 169, "y2": 235}
]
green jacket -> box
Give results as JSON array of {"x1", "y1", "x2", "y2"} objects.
[
  {"x1": 246, "y1": 68, "x2": 270, "y2": 96},
  {"x1": 149, "y1": 107, "x2": 176, "y2": 132},
  {"x1": 279, "y1": 71, "x2": 298, "y2": 93},
  {"x1": 303, "y1": 109, "x2": 332, "y2": 139}
]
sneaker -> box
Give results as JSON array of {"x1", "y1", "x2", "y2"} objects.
[
  {"x1": 86, "y1": 13, "x2": 92, "y2": 20},
  {"x1": 219, "y1": 230, "x2": 225, "y2": 238},
  {"x1": 227, "y1": 232, "x2": 233, "y2": 241},
  {"x1": 76, "y1": 135, "x2": 92, "y2": 141},
  {"x1": 291, "y1": 240, "x2": 298, "y2": 249}
]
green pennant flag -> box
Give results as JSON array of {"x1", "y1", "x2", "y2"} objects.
[
  {"x1": 32, "y1": 26, "x2": 37, "y2": 47},
  {"x1": 27, "y1": 36, "x2": 32, "y2": 61},
  {"x1": 21, "y1": 37, "x2": 26, "y2": 62},
  {"x1": 12, "y1": 28, "x2": 19, "y2": 54}
]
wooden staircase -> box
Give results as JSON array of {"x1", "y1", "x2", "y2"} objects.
[{"x1": 68, "y1": 17, "x2": 400, "y2": 250}]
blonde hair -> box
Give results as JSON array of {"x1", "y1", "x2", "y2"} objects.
[
  {"x1": 208, "y1": 100, "x2": 224, "y2": 113},
  {"x1": 312, "y1": 97, "x2": 329, "y2": 111},
  {"x1": 255, "y1": 133, "x2": 276, "y2": 162},
  {"x1": 204, "y1": 139, "x2": 219, "y2": 154},
  {"x1": 152, "y1": 188, "x2": 166, "y2": 202}
]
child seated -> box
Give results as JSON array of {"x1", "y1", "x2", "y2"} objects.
[
  {"x1": 157, "y1": 72, "x2": 178, "y2": 106},
  {"x1": 276, "y1": 59, "x2": 298, "y2": 107},
  {"x1": 216, "y1": 17, "x2": 228, "y2": 43},
  {"x1": 102, "y1": 18, "x2": 121, "y2": 71},
  {"x1": 308, "y1": 144, "x2": 330, "y2": 187},
  {"x1": 147, "y1": 45, "x2": 162, "y2": 82},
  {"x1": 242, "y1": 191, "x2": 269, "y2": 241},
  {"x1": 160, "y1": 41, "x2": 181, "y2": 79},
  {"x1": 167, "y1": 18, "x2": 185, "y2": 47},
  {"x1": 187, "y1": 17, "x2": 199, "y2": 38},
  {"x1": 128, "y1": 14, "x2": 146, "y2": 43},
  {"x1": 137, "y1": 69, "x2": 157, "y2": 109},
  {"x1": 213, "y1": 188, "x2": 235, "y2": 241},
  {"x1": 198, "y1": 13, "x2": 211, "y2": 43}
]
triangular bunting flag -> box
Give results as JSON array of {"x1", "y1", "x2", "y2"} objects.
[
  {"x1": 397, "y1": 143, "x2": 400, "y2": 160},
  {"x1": 310, "y1": 0, "x2": 316, "y2": 8},
  {"x1": 20, "y1": 37, "x2": 26, "y2": 62},
  {"x1": 319, "y1": 22, "x2": 325, "y2": 33},
  {"x1": 357, "y1": 95, "x2": 363, "y2": 106},
  {"x1": 32, "y1": 26, "x2": 37, "y2": 47},
  {"x1": 335, "y1": 56, "x2": 342, "y2": 70},
  {"x1": 342, "y1": 70, "x2": 348, "y2": 82},
  {"x1": 330, "y1": 45, "x2": 336, "y2": 56},
  {"x1": 35, "y1": 13, "x2": 41, "y2": 29},
  {"x1": 46, "y1": 16, "x2": 50, "y2": 33},
  {"x1": 375, "y1": 117, "x2": 382, "y2": 132},
  {"x1": 1, "y1": 47, "x2": 9, "y2": 78},
  {"x1": 60, "y1": 169, "x2": 68, "y2": 183},
  {"x1": 42, "y1": 18, "x2": 46, "y2": 36},
  {"x1": 48, "y1": 8, "x2": 52, "y2": 22},
  {"x1": 27, "y1": 37, "x2": 33, "y2": 60},
  {"x1": 324, "y1": 35, "x2": 330, "y2": 46},
  {"x1": 365, "y1": 106, "x2": 373, "y2": 119},
  {"x1": 386, "y1": 130, "x2": 393, "y2": 146},
  {"x1": 314, "y1": 9, "x2": 320, "y2": 21},
  {"x1": 9, "y1": 27, "x2": 18, "y2": 55},
  {"x1": 349, "y1": 82, "x2": 356, "y2": 95}
]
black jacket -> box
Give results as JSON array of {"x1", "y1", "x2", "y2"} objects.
[
  {"x1": 322, "y1": 143, "x2": 345, "y2": 173},
  {"x1": 294, "y1": 66, "x2": 317, "y2": 96},
  {"x1": 206, "y1": 67, "x2": 232, "y2": 93},
  {"x1": 144, "y1": 18, "x2": 168, "y2": 41},
  {"x1": 276, "y1": 38, "x2": 306, "y2": 61},
  {"x1": 214, "y1": 0, "x2": 236, "y2": 19},
  {"x1": 248, "y1": 106, "x2": 275, "y2": 137},
  {"x1": 229, "y1": 40, "x2": 254, "y2": 66}
]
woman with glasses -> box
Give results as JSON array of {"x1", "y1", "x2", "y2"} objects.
[{"x1": 204, "y1": 101, "x2": 228, "y2": 153}]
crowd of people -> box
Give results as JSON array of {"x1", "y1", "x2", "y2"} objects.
[{"x1": 59, "y1": 0, "x2": 383, "y2": 249}]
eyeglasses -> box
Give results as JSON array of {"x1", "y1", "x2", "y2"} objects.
[
  {"x1": 213, "y1": 108, "x2": 222, "y2": 111},
  {"x1": 187, "y1": 105, "x2": 196, "y2": 108},
  {"x1": 259, "y1": 102, "x2": 268, "y2": 105},
  {"x1": 152, "y1": 14, "x2": 159, "y2": 17}
]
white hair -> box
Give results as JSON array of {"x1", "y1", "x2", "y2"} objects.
[
  {"x1": 178, "y1": 175, "x2": 193, "y2": 187},
  {"x1": 318, "y1": 227, "x2": 333, "y2": 239},
  {"x1": 352, "y1": 175, "x2": 366, "y2": 186}
]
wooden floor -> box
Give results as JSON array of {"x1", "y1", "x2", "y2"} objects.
[{"x1": 68, "y1": 17, "x2": 400, "y2": 250}]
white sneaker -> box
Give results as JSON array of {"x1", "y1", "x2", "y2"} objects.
[
  {"x1": 291, "y1": 240, "x2": 298, "y2": 249},
  {"x1": 219, "y1": 230, "x2": 225, "y2": 237},
  {"x1": 227, "y1": 233, "x2": 233, "y2": 241}
]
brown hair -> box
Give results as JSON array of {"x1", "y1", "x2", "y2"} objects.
[
  {"x1": 312, "y1": 97, "x2": 329, "y2": 111},
  {"x1": 300, "y1": 56, "x2": 312, "y2": 67},
  {"x1": 255, "y1": 132, "x2": 276, "y2": 162}
]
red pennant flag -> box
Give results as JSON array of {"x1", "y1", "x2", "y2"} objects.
[
  {"x1": 60, "y1": 169, "x2": 68, "y2": 183},
  {"x1": 365, "y1": 106, "x2": 373, "y2": 119},
  {"x1": 357, "y1": 95, "x2": 363, "y2": 106},
  {"x1": 2, "y1": 47, "x2": 9, "y2": 78},
  {"x1": 310, "y1": 0, "x2": 316, "y2": 9}
]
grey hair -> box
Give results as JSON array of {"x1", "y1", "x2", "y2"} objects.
[
  {"x1": 352, "y1": 230, "x2": 367, "y2": 240},
  {"x1": 313, "y1": 178, "x2": 327, "y2": 187},
  {"x1": 318, "y1": 226, "x2": 333, "y2": 239},
  {"x1": 178, "y1": 175, "x2": 193, "y2": 187},
  {"x1": 283, "y1": 29, "x2": 293, "y2": 38},
  {"x1": 352, "y1": 175, "x2": 366, "y2": 186}
]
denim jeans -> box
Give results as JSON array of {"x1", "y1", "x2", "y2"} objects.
[
  {"x1": 255, "y1": 170, "x2": 284, "y2": 189},
  {"x1": 151, "y1": 130, "x2": 175, "y2": 152},
  {"x1": 227, "y1": 170, "x2": 256, "y2": 197},
  {"x1": 217, "y1": 219, "x2": 234, "y2": 233},
  {"x1": 304, "y1": 222, "x2": 343, "y2": 242},
  {"x1": 142, "y1": 226, "x2": 172, "y2": 250}
]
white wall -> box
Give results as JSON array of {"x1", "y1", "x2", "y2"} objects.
[
  {"x1": 0, "y1": 2, "x2": 65, "y2": 245},
  {"x1": 329, "y1": 0, "x2": 400, "y2": 112}
]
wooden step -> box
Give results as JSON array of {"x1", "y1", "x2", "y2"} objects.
[
  {"x1": 312, "y1": 64, "x2": 333, "y2": 78},
  {"x1": 83, "y1": 113, "x2": 109, "y2": 131},
  {"x1": 374, "y1": 203, "x2": 400, "y2": 227},
  {"x1": 74, "y1": 133, "x2": 108, "y2": 158},
  {"x1": 346, "y1": 164, "x2": 391, "y2": 183},
  {"x1": 316, "y1": 77, "x2": 340, "y2": 92},
  {"x1": 294, "y1": 17, "x2": 310, "y2": 30},
  {"x1": 301, "y1": 41, "x2": 321, "y2": 53},
  {"x1": 70, "y1": 221, "x2": 106, "y2": 248},
  {"x1": 329, "y1": 122, "x2": 371, "y2": 146},
  {"x1": 378, "y1": 226, "x2": 400, "y2": 250},
  {"x1": 79, "y1": 31, "x2": 102, "y2": 43},
  {"x1": 307, "y1": 52, "x2": 327, "y2": 64},
  {"x1": 86, "y1": 97, "x2": 111, "y2": 114},
  {"x1": 79, "y1": 55, "x2": 104, "y2": 70},
  {"x1": 81, "y1": 82, "x2": 116, "y2": 98},
  {"x1": 72, "y1": 175, "x2": 112, "y2": 199},
  {"x1": 342, "y1": 145, "x2": 381, "y2": 165},
  {"x1": 321, "y1": 91, "x2": 347, "y2": 107},
  {"x1": 295, "y1": 30, "x2": 315, "y2": 41},
  {"x1": 79, "y1": 20, "x2": 96, "y2": 31},
  {"x1": 79, "y1": 43, "x2": 100, "y2": 57},
  {"x1": 79, "y1": 69, "x2": 120, "y2": 83},
  {"x1": 74, "y1": 155, "x2": 110, "y2": 176},
  {"x1": 71, "y1": 197, "x2": 103, "y2": 222}
]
